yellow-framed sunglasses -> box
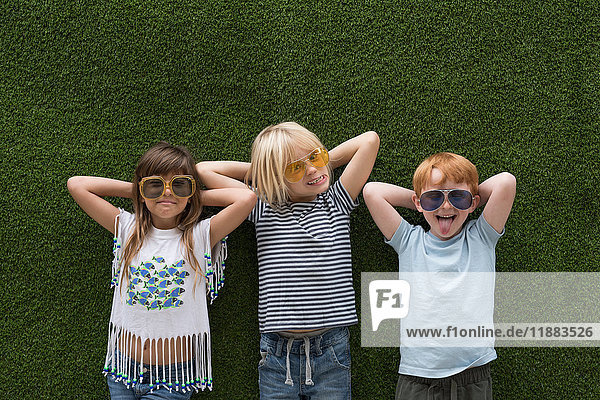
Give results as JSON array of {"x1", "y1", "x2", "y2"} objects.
[
  {"x1": 284, "y1": 147, "x2": 330, "y2": 183},
  {"x1": 138, "y1": 175, "x2": 196, "y2": 200}
]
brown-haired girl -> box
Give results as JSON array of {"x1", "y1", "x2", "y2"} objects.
[{"x1": 68, "y1": 141, "x2": 256, "y2": 399}]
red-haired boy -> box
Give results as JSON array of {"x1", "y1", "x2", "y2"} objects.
[{"x1": 363, "y1": 153, "x2": 516, "y2": 400}]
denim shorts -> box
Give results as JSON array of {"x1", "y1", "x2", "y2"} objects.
[
  {"x1": 258, "y1": 326, "x2": 351, "y2": 400},
  {"x1": 106, "y1": 356, "x2": 194, "y2": 400}
]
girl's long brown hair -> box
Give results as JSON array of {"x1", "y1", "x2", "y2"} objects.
[{"x1": 120, "y1": 142, "x2": 204, "y2": 289}]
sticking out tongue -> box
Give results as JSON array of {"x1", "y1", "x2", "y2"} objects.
[{"x1": 437, "y1": 216, "x2": 455, "y2": 235}]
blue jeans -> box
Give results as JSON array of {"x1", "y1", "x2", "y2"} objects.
[
  {"x1": 106, "y1": 359, "x2": 193, "y2": 400},
  {"x1": 258, "y1": 327, "x2": 351, "y2": 400}
]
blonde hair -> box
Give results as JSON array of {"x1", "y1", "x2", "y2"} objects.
[
  {"x1": 245, "y1": 122, "x2": 333, "y2": 207},
  {"x1": 413, "y1": 152, "x2": 479, "y2": 196},
  {"x1": 120, "y1": 142, "x2": 204, "y2": 289}
]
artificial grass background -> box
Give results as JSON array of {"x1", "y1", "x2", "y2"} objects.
[{"x1": 2, "y1": 0, "x2": 599, "y2": 399}]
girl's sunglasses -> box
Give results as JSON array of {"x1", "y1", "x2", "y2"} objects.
[
  {"x1": 284, "y1": 147, "x2": 329, "y2": 183},
  {"x1": 139, "y1": 175, "x2": 196, "y2": 200},
  {"x1": 419, "y1": 189, "x2": 474, "y2": 212}
]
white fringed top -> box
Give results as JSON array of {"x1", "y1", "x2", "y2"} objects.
[{"x1": 103, "y1": 209, "x2": 226, "y2": 393}]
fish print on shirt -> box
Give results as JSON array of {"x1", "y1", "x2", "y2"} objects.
[{"x1": 126, "y1": 257, "x2": 187, "y2": 311}]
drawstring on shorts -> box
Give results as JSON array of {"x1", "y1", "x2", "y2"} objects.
[
  {"x1": 280, "y1": 329, "x2": 328, "y2": 386},
  {"x1": 426, "y1": 379, "x2": 457, "y2": 400},
  {"x1": 285, "y1": 339, "x2": 293, "y2": 385},
  {"x1": 303, "y1": 337, "x2": 314, "y2": 385}
]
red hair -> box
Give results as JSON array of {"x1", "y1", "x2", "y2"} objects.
[{"x1": 413, "y1": 152, "x2": 478, "y2": 196}]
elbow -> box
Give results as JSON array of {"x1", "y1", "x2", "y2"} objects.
[
  {"x1": 365, "y1": 130, "x2": 380, "y2": 147},
  {"x1": 195, "y1": 162, "x2": 209, "y2": 180},
  {"x1": 504, "y1": 172, "x2": 516, "y2": 184},
  {"x1": 362, "y1": 182, "x2": 377, "y2": 204},
  {"x1": 67, "y1": 176, "x2": 84, "y2": 194},
  {"x1": 243, "y1": 189, "x2": 258, "y2": 207},
  {"x1": 492, "y1": 173, "x2": 516, "y2": 200},
  {"x1": 363, "y1": 181, "x2": 374, "y2": 196},
  {"x1": 501, "y1": 172, "x2": 517, "y2": 192}
]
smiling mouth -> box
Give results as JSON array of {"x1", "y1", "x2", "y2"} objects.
[{"x1": 307, "y1": 175, "x2": 326, "y2": 185}]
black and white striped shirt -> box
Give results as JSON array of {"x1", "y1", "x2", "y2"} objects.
[{"x1": 248, "y1": 180, "x2": 359, "y2": 332}]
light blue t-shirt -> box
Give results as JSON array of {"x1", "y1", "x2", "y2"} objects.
[{"x1": 386, "y1": 215, "x2": 503, "y2": 378}]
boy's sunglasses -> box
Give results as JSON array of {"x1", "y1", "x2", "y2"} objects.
[
  {"x1": 419, "y1": 189, "x2": 474, "y2": 212},
  {"x1": 284, "y1": 147, "x2": 329, "y2": 183},
  {"x1": 139, "y1": 175, "x2": 196, "y2": 200}
]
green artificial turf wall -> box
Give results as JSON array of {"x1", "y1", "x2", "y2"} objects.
[{"x1": 2, "y1": 0, "x2": 599, "y2": 399}]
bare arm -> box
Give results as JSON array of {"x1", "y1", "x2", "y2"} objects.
[
  {"x1": 196, "y1": 161, "x2": 249, "y2": 189},
  {"x1": 203, "y1": 188, "x2": 257, "y2": 248},
  {"x1": 67, "y1": 176, "x2": 133, "y2": 235},
  {"x1": 328, "y1": 131, "x2": 380, "y2": 200},
  {"x1": 363, "y1": 182, "x2": 416, "y2": 240},
  {"x1": 478, "y1": 172, "x2": 517, "y2": 233}
]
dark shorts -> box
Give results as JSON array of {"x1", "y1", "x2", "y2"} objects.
[{"x1": 395, "y1": 363, "x2": 492, "y2": 400}]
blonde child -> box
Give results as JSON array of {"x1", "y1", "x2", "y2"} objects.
[
  {"x1": 68, "y1": 142, "x2": 256, "y2": 399},
  {"x1": 197, "y1": 122, "x2": 379, "y2": 400}
]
